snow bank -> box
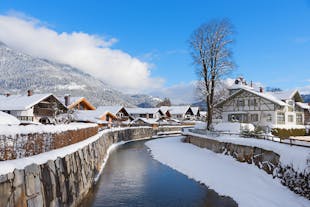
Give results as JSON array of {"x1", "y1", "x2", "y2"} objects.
[
  {"x1": 184, "y1": 130, "x2": 310, "y2": 172},
  {"x1": 146, "y1": 137, "x2": 310, "y2": 207},
  {"x1": 194, "y1": 121, "x2": 207, "y2": 129},
  {"x1": 0, "y1": 123, "x2": 97, "y2": 136},
  {"x1": 0, "y1": 111, "x2": 20, "y2": 125},
  {"x1": 213, "y1": 122, "x2": 255, "y2": 133}
]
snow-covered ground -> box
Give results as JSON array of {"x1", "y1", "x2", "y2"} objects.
[
  {"x1": 146, "y1": 137, "x2": 310, "y2": 207},
  {"x1": 184, "y1": 130, "x2": 310, "y2": 173}
]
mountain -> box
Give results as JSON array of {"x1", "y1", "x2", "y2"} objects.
[
  {"x1": 0, "y1": 42, "x2": 161, "y2": 107},
  {"x1": 302, "y1": 94, "x2": 310, "y2": 103}
]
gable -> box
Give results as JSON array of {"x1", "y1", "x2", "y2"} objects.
[
  {"x1": 216, "y1": 88, "x2": 286, "y2": 108},
  {"x1": 68, "y1": 97, "x2": 96, "y2": 110}
]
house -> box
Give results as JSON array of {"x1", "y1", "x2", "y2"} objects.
[
  {"x1": 296, "y1": 102, "x2": 310, "y2": 125},
  {"x1": 73, "y1": 108, "x2": 117, "y2": 127},
  {"x1": 96, "y1": 106, "x2": 132, "y2": 126},
  {"x1": 0, "y1": 90, "x2": 67, "y2": 124},
  {"x1": 96, "y1": 106, "x2": 130, "y2": 120},
  {"x1": 130, "y1": 117, "x2": 159, "y2": 128},
  {"x1": 126, "y1": 108, "x2": 165, "y2": 119},
  {"x1": 62, "y1": 95, "x2": 96, "y2": 110},
  {"x1": 215, "y1": 79, "x2": 307, "y2": 129},
  {"x1": 160, "y1": 106, "x2": 194, "y2": 120},
  {"x1": 191, "y1": 107, "x2": 200, "y2": 119}
]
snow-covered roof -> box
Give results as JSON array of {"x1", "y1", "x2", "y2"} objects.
[
  {"x1": 0, "y1": 93, "x2": 58, "y2": 110},
  {"x1": 126, "y1": 107, "x2": 162, "y2": 115},
  {"x1": 228, "y1": 83, "x2": 254, "y2": 91},
  {"x1": 200, "y1": 111, "x2": 207, "y2": 116},
  {"x1": 131, "y1": 117, "x2": 159, "y2": 125},
  {"x1": 60, "y1": 96, "x2": 96, "y2": 110},
  {"x1": 267, "y1": 89, "x2": 298, "y2": 100},
  {"x1": 0, "y1": 111, "x2": 20, "y2": 125},
  {"x1": 160, "y1": 106, "x2": 192, "y2": 115},
  {"x1": 296, "y1": 102, "x2": 310, "y2": 110},
  {"x1": 191, "y1": 107, "x2": 200, "y2": 115},
  {"x1": 73, "y1": 107, "x2": 117, "y2": 123},
  {"x1": 96, "y1": 106, "x2": 125, "y2": 115},
  {"x1": 216, "y1": 87, "x2": 289, "y2": 107}
]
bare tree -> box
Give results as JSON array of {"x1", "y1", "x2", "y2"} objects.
[{"x1": 189, "y1": 19, "x2": 235, "y2": 130}]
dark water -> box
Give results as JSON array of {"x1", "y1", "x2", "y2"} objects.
[{"x1": 79, "y1": 139, "x2": 238, "y2": 207}]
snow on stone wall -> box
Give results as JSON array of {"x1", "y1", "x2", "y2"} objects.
[
  {"x1": 0, "y1": 124, "x2": 99, "y2": 160},
  {"x1": 184, "y1": 135, "x2": 310, "y2": 200}
]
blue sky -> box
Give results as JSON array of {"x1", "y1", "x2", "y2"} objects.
[{"x1": 0, "y1": 0, "x2": 310, "y2": 102}]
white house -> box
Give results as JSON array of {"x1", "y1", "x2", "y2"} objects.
[
  {"x1": 215, "y1": 80, "x2": 307, "y2": 129},
  {"x1": 0, "y1": 91, "x2": 67, "y2": 124},
  {"x1": 126, "y1": 108, "x2": 164, "y2": 119},
  {"x1": 160, "y1": 106, "x2": 194, "y2": 120}
]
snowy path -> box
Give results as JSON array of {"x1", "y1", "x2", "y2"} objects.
[{"x1": 145, "y1": 137, "x2": 310, "y2": 207}]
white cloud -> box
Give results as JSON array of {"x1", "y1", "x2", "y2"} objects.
[{"x1": 0, "y1": 13, "x2": 164, "y2": 93}]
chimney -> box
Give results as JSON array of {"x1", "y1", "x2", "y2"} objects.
[
  {"x1": 64, "y1": 95, "x2": 71, "y2": 106},
  {"x1": 259, "y1": 87, "x2": 264, "y2": 93},
  {"x1": 250, "y1": 81, "x2": 253, "y2": 88},
  {"x1": 27, "y1": 90, "x2": 33, "y2": 96}
]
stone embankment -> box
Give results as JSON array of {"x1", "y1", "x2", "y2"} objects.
[
  {"x1": 0, "y1": 126, "x2": 184, "y2": 207},
  {"x1": 184, "y1": 134, "x2": 310, "y2": 200}
]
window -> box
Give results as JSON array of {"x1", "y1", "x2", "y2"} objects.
[
  {"x1": 296, "y1": 114, "x2": 303, "y2": 125},
  {"x1": 266, "y1": 114, "x2": 272, "y2": 122},
  {"x1": 106, "y1": 116, "x2": 110, "y2": 121},
  {"x1": 277, "y1": 112, "x2": 285, "y2": 124},
  {"x1": 248, "y1": 99, "x2": 257, "y2": 106},
  {"x1": 237, "y1": 99, "x2": 245, "y2": 107},
  {"x1": 18, "y1": 116, "x2": 33, "y2": 121},
  {"x1": 250, "y1": 114, "x2": 258, "y2": 122},
  {"x1": 288, "y1": 115, "x2": 294, "y2": 122},
  {"x1": 228, "y1": 114, "x2": 244, "y2": 122},
  {"x1": 149, "y1": 114, "x2": 154, "y2": 118}
]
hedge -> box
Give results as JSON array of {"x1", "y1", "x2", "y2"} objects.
[{"x1": 271, "y1": 128, "x2": 306, "y2": 139}]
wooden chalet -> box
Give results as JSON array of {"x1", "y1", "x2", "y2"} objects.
[
  {"x1": 62, "y1": 96, "x2": 96, "y2": 110},
  {"x1": 73, "y1": 108, "x2": 117, "y2": 128},
  {"x1": 0, "y1": 90, "x2": 67, "y2": 124}
]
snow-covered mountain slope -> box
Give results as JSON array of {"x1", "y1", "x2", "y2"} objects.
[{"x1": 0, "y1": 41, "x2": 161, "y2": 107}]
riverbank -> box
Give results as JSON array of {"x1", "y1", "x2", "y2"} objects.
[
  {"x1": 79, "y1": 139, "x2": 237, "y2": 207},
  {"x1": 0, "y1": 126, "x2": 184, "y2": 207},
  {"x1": 146, "y1": 137, "x2": 310, "y2": 207}
]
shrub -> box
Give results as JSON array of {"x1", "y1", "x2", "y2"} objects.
[{"x1": 271, "y1": 128, "x2": 306, "y2": 139}]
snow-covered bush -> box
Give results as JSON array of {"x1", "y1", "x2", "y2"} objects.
[
  {"x1": 213, "y1": 122, "x2": 254, "y2": 134},
  {"x1": 272, "y1": 128, "x2": 306, "y2": 139}
]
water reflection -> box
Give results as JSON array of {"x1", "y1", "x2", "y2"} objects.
[{"x1": 79, "y1": 139, "x2": 238, "y2": 207}]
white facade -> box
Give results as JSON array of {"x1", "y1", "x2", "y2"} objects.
[{"x1": 217, "y1": 88, "x2": 305, "y2": 129}]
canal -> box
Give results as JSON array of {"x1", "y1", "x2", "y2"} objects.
[{"x1": 79, "y1": 138, "x2": 237, "y2": 207}]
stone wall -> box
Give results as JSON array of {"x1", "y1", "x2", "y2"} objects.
[
  {"x1": 184, "y1": 135, "x2": 310, "y2": 200},
  {"x1": 0, "y1": 126, "x2": 99, "y2": 160},
  {"x1": 0, "y1": 126, "x2": 181, "y2": 207}
]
